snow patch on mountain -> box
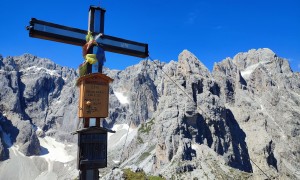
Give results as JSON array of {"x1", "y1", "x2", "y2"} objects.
[
  {"x1": 240, "y1": 63, "x2": 260, "y2": 79},
  {"x1": 0, "y1": 136, "x2": 77, "y2": 180},
  {"x1": 114, "y1": 92, "x2": 129, "y2": 104},
  {"x1": 39, "y1": 136, "x2": 74, "y2": 163},
  {"x1": 21, "y1": 66, "x2": 60, "y2": 77},
  {"x1": 108, "y1": 124, "x2": 137, "y2": 149},
  {"x1": 240, "y1": 60, "x2": 272, "y2": 79}
]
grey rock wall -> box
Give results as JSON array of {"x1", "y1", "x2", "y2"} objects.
[
  {"x1": 0, "y1": 54, "x2": 78, "y2": 158},
  {"x1": 0, "y1": 48, "x2": 299, "y2": 179}
]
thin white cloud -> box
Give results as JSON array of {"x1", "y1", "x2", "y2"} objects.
[
  {"x1": 186, "y1": 11, "x2": 198, "y2": 24},
  {"x1": 213, "y1": 25, "x2": 223, "y2": 30}
]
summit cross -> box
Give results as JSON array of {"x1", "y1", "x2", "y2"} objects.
[{"x1": 26, "y1": 6, "x2": 149, "y2": 70}]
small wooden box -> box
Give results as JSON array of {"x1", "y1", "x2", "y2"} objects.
[
  {"x1": 75, "y1": 127, "x2": 115, "y2": 170},
  {"x1": 77, "y1": 73, "x2": 113, "y2": 118}
]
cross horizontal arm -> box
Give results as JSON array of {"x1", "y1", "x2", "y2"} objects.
[{"x1": 27, "y1": 18, "x2": 149, "y2": 58}]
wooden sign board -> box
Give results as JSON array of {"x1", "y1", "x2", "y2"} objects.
[{"x1": 77, "y1": 73, "x2": 113, "y2": 118}]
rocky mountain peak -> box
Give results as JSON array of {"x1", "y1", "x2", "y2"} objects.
[
  {"x1": 213, "y1": 57, "x2": 237, "y2": 77},
  {"x1": 177, "y1": 50, "x2": 210, "y2": 78},
  {"x1": 214, "y1": 48, "x2": 293, "y2": 84},
  {"x1": 232, "y1": 48, "x2": 277, "y2": 70}
]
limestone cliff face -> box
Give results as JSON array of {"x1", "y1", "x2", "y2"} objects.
[
  {"x1": 149, "y1": 50, "x2": 252, "y2": 177},
  {"x1": 104, "y1": 61, "x2": 159, "y2": 127},
  {"x1": 0, "y1": 54, "x2": 78, "y2": 158},
  {"x1": 0, "y1": 49, "x2": 299, "y2": 179},
  {"x1": 214, "y1": 48, "x2": 300, "y2": 179},
  {"x1": 119, "y1": 49, "x2": 299, "y2": 179}
]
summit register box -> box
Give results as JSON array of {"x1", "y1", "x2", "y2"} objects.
[
  {"x1": 77, "y1": 73, "x2": 113, "y2": 118},
  {"x1": 75, "y1": 127, "x2": 115, "y2": 170}
]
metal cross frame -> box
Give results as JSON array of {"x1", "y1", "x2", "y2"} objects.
[{"x1": 27, "y1": 6, "x2": 148, "y2": 58}]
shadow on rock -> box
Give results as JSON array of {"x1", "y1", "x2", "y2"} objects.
[
  {"x1": 224, "y1": 109, "x2": 253, "y2": 173},
  {"x1": 39, "y1": 145, "x2": 49, "y2": 156},
  {"x1": 0, "y1": 113, "x2": 20, "y2": 161}
]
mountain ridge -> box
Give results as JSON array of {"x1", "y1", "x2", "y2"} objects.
[{"x1": 0, "y1": 48, "x2": 299, "y2": 179}]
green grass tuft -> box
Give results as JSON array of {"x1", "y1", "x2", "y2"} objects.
[
  {"x1": 123, "y1": 168, "x2": 147, "y2": 180},
  {"x1": 137, "y1": 136, "x2": 144, "y2": 144},
  {"x1": 138, "y1": 119, "x2": 155, "y2": 134},
  {"x1": 122, "y1": 169, "x2": 165, "y2": 180},
  {"x1": 148, "y1": 175, "x2": 165, "y2": 180}
]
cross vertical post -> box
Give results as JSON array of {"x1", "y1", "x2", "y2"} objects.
[
  {"x1": 83, "y1": 6, "x2": 107, "y2": 130},
  {"x1": 86, "y1": 6, "x2": 106, "y2": 75},
  {"x1": 91, "y1": 6, "x2": 106, "y2": 73}
]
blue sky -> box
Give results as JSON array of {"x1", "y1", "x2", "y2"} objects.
[{"x1": 0, "y1": 0, "x2": 299, "y2": 71}]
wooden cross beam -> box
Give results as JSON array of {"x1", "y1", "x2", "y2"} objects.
[{"x1": 26, "y1": 6, "x2": 149, "y2": 58}]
